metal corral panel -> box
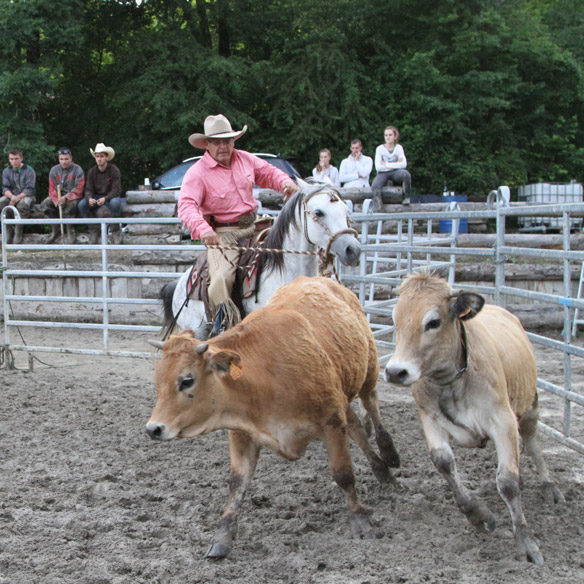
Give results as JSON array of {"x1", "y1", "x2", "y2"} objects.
[{"x1": 518, "y1": 182, "x2": 583, "y2": 231}]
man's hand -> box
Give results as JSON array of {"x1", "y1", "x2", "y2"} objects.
[
  {"x1": 56, "y1": 196, "x2": 67, "y2": 207},
  {"x1": 89, "y1": 198, "x2": 102, "y2": 207},
  {"x1": 282, "y1": 180, "x2": 299, "y2": 199},
  {"x1": 201, "y1": 230, "x2": 219, "y2": 247}
]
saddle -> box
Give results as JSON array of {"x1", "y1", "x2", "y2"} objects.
[{"x1": 184, "y1": 217, "x2": 273, "y2": 322}]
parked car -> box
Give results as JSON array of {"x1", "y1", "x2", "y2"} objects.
[{"x1": 151, "y1": 153, "x2": 301, "y2": 191}]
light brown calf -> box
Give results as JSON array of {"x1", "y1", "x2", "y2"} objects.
[
  {"x1": 384, "y1": 271, "x2": 563, "y2": 566},
  {"x1": 147, "y1": 276, "x2": 399, "y2": 558}
]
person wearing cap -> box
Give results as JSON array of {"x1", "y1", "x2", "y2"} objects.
[
  {"x1": 79, "y1": 143, "x2": 123, "y2": 244},
  {"x1": 178, "y1": 113, "x2": 299, "y2": 336},
  {"x1": 1, "y1": 148, "x2": 36, "y2": 244},
  {"x1": 39, "y1": 147, "x2": 84, "y2": 244}
]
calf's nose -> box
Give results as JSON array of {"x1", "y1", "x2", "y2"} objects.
[
  {"x1": 384, "y1": 365, "x2": 410, "y2": 385},
  {"x1": 146, "y1": 422, "x2": 166, "y2": 441}
]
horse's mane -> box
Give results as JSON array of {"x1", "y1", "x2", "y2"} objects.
[{"x1": 261, "y1": 190, "x2": 304, "y2": 273}]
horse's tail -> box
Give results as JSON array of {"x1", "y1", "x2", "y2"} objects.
[{"x1": 160, "y1": 280, "x2": 178, "y2": 331}]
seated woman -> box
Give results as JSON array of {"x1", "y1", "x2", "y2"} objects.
[
  {"x1": 371, "y1": 126, "x2": 411, "y2": 210},
  {"x1": 312, "y1": 148, "x2": 340, "y2": 187}
]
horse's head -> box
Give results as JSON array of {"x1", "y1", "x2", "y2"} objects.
[{"x1": 298, "y1": 178, "x2": 361, "y2": 267}]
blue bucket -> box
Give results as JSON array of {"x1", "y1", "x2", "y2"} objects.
[{"x1": 439, "y1": 195, "x2": 468, "y2": 234}]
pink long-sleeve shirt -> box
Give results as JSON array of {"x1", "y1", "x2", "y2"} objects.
[{"x1": 178, "y1": 150, "x2": 290, "y2": 239}]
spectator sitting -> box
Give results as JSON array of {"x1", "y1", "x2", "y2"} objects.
[
  {"x1": 338, "y1": 139, "x2": 373, "y2": 189},
  {"x1": 312, "y1": 148, "x2": 340, "y2": 187},
  {"x1": 79, "y1": 143, "x2": 123, "y2": 244},
  {"x1": 39, "y1": 147, "x2": 84, "y2": 244},
  {"x1": 1, "y1": 148, "x2": 36, "y2": 244},
  {"x1": 371, "y1": 125, "x2": 411, "y2": 210}
]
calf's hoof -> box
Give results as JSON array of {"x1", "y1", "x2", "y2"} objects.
[
  {"x1": 206, "y1": 542, "x2": 231, "y2": 559},
  {"x1": 516, "y1": 526, "x2": 544, "y2": 566},
  {"x1": 350, "y1": 509, "x2": 375, "y2": 540},
  {"x1": 370, "y1": 454, "x2": 394, "y2": 485},
  {"x1": 463, "y1": 501, "x2": 496, "y2": 533},
  {"x1": 543, "y1": 481, "x2": 565, "y2": 505},
  {"x1": 376, "y1": 427, "x2": 400, "y2": 468}
]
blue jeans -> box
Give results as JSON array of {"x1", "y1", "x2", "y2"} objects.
[{"x1": 78, "y1": 195, "x2": 122, "y2": 218}]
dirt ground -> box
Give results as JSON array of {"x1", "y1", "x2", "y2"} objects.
[{"x1": 1, "y1": 327, "x2": 583, "y2": 584}]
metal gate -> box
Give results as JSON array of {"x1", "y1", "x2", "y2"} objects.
[{"x1": 2, "y1": 193, "x2": 584, "y2": 454}]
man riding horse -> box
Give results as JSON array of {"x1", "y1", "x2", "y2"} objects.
[{"x1": 178, "y1": 114, "x2": 299, "y2": 337}]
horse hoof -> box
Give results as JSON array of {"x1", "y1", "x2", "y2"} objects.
[{"x1": 206, "y1": 542, "x2": 231, "y2": 559}]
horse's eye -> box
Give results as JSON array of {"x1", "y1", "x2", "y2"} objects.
[
  {"x1": 178, "y1": 376, "x2": 194, "y2": 391},
  {"x1": 425, "y1": 318, "x2": 441, "y2": 331},
  {"x1": 314, "y1": 209, "x2": 324, "y2": 218}
]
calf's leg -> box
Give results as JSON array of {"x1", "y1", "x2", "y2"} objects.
[
  {"x1": 358, "y1": 385, "x2": 401, "y2": 468},
  {"x1": 206, "y1": 430, "x2": 260, "y2": 559},
  {"x1": 421, "y1": 414, "x2": 496, "y2": 532},
  {"x1": 323, "y1": 421, "x2": 374, "y2": 539},
  {"x1": 491, "y1": 417, "x2": 544, "y2": 566},
  {"x1": 518, "y1": 396, "x2": 565, "y2": 504},
  {"x1": 346, "y1": 406, "x2": 394, "y2": 484}
]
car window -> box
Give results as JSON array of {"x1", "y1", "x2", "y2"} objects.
[{"x1": 157, "y1": 161, "x2": 196, "y2": 189}]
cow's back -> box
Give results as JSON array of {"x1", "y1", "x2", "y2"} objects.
[
  {"x1": 268, "y1": 276, "x2": 379, "y2": 399},
  {"x1": 467, "y1": 304, "x2": 537, "y2": 417}
]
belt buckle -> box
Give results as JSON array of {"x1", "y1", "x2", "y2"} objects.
[{"x1": 238, "y1": 214, "x2": 254, "y2": 228}]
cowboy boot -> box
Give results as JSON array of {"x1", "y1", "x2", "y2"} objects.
[
  {"x1": 209, "y1": 305, "x2": 225, "y2": 338},
  {"x1": 111, "y1": 224, "x2": 123, "y2": 245},
  {"x1": 65, "y1": 224, "x2": 76, "y2": 244},
  {"x1": 4, "y1": 225, "x2": 14, "y2": 244},
  {"x1": 13, "y1": 225, "x2": 24, "y2": 244},
  {"x1": 46, "y1": 225, "x2": 60, "y2": 244},
  {"x1": 89, "y1": 226, "x2": 100, "y2": 244},
  {"x1": 370, "y1": 189, "x2": 383, "y2": 213}
]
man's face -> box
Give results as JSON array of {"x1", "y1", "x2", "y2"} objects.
[
  {"x1": 350, "y1": 142, "x2": 362, "y2": 157},
  {"x1": 206, "y1": 137, "x2": 235, "y2": 166},
  {"x1": 59, "y1": 154, "x2": 73, "y2": 169},
  {"x1": 8, "y1": 154, "x2": 23, "y2": 170},
  {"x1": 95, "y1": 153, "x2": 108, "y2": 168}
]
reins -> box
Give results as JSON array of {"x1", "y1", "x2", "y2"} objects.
[{"x1": 162, "y1": 189, "x2": 357, "y2": 340}]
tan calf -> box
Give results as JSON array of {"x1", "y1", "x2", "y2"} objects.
[
  {"x1": 147, "y1": 276, "x2": 399, "y2": 558},
  {"x1": 384, "y1": 271, "x2": 563, "y2": 566}
]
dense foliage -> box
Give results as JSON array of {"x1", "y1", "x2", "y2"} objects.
[{"x1": 1, "y1": 0, "x2": 583, "y2": 196}]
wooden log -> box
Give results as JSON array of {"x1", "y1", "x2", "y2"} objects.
[
  {"x1": 456, "y1": 233, "x2": 584, "y2": 249},
  {"x1": 126, "y1": 190, "x2": 178, "y2": 204},
  {"x1": 122, "y1": 202, "x2": 177, "y2": 218},
  {"x1": 126, "y1": 223, "x2": 182, "y2": 236},
  {"x1": 131, "y1": 249, "x2": 203, "y2": 265}
]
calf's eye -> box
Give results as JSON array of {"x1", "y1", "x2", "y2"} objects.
[
  {"x1": 425, "y1": 318, "x2": 441, "y2": 331},
  {"x1": 178, "y1": 376, "x2": 194, "y2": 391}
]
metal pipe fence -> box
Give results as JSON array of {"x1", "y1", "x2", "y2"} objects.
[{"x1": 2, "y1": 192, "x2": 584, "y2": 454}]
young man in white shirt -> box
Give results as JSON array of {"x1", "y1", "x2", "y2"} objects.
[{"x1": 338, "y1": 139, "x2": 373, "y2": 189}]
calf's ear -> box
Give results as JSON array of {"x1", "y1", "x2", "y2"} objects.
[
  {"x1": 451, "y1": 292, "x2": 485, "y2": 321},
  {"x1": 208, "y1": 350, "x2": 242, "y2": 374}
]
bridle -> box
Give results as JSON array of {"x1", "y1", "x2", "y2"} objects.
[{"x1": 301, "y1": 187, "x2": 358, "y2": 275}]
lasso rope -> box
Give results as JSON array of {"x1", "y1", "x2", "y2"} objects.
[{"x1": 206, "y1": 242, "x2": 341, "y2": 281}]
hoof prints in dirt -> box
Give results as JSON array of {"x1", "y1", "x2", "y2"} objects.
[{"x1": 1, "y1": 335, "x2": 584, "y2": 583}]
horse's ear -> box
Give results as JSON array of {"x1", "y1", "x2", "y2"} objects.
[{"x1": 297, "y1": 177, "x2": 310, "y2": 192}]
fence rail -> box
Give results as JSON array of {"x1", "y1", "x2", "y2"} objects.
[{"x1": 2, "y1": 191, "x2": 584, "y2": 454}]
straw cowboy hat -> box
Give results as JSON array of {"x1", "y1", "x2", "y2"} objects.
[
  {"x1": 188, "y1": 114, "x2": 247, "y2": 149},
  {"x1": 90, "y1": 143, "x2": 115, "y2": 161}
]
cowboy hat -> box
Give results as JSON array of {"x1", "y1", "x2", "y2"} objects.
[
  {"x1": 188, "y1": 114, "x2": 247, "y2": 149},
  {"x1": 90, "y1": 143, "x2": 115, "y2": 161}
]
